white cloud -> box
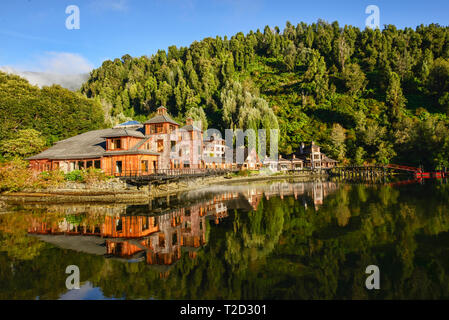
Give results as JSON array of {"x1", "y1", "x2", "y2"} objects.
[
  {"x1": 37, "y1": 52, "x2": 93, "y2": 75},
  {"x1": 0, "y1": 52, "x2": 93, "y2": 90}
]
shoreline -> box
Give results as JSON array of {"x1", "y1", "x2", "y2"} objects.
[{"x1": 0, "y1": 172, "x2": 327, "y2": 205}]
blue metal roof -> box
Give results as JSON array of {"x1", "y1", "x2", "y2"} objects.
[{"x1": 118, "y1": 120, "x2": 141, "y2": 126}]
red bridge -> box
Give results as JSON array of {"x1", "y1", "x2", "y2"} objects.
[
  {"x1": 386, "y1": 164, "x2": 446, "y2": 179},
  {"x1": 331, "y1": 164, "x2": 447, "y2": 179},
  {"x1": 386, "y1": 164, "x2": 422, "y2": 172}
]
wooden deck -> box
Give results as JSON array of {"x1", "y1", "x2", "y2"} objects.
[{"x1": 120, "y1": 168, "x2": 239, "y2": 186}]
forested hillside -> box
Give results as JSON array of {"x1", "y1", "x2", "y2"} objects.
[
  {"x1": 81, "y1": 21, "x2": 449, "y2": 169},
  {"x1": 0, "y1": 72, "x2": 105, "y2": 158}
]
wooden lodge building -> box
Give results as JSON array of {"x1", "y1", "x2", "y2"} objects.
[
  {"x1": 27, "y1": 106, "x2": 337, "y2": 175},
  {"x1": 296, "y1": 141, "x2": 338, "y2": 169},
  {"x1": 262, "y1": 141, "x2": 338, "y2": 172},
  {"x1": 28, "y1": 106, "x2": 211, "y2": 176}
]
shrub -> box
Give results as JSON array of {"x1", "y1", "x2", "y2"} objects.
[
  {"x1": 39, "y1": 170, "x2": 65, "y2": 187},
  {"x1": 64, "y1": 168, "x2": 110, "y2": 184},
  {"x1": 64, "y1": 170, "x2": 84, "y2": 182},
  {"x1": 237, "y1": 170, "x2": 250, "y2": 177},
  {"x1": 0, "y1": 161, "x2": 112, "y2": 193},
  {"x1": 0, "y1": 159, "x2": 34, "y2": 192},
  {"x1": 81, "y1": 168, "x2": 109, "y2": 184}
]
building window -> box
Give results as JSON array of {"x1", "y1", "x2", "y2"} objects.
[
  {"x1": 86, "y1": 161, "x2": 93, "y2": 168},
  {"x1": 184, "y1": 162, "x2": 190, "y2": 168},
  {"x1": 142, "y1": 217, "x2": 149, "y2": 231},
  {"x1": 141, "y1": 160, "x2": 149, "y2": 172},
  {"x1": 111, "y1": 139, "x2": 122, "y2": 150},
  {"x1": 116, "y1": 219, "x2": 122, "y2": 232},
  {"x1": 172, "y1": 233, "x2": 178, "y2": 245},
  {"x1": 78, "y1": 161, "x2": 85, "y2": 169},
  {"x1": 159, "y1": 233, "x2": 165, "y2": 247},
  {"x1": 170, "y1": 141, "x2": 176, "y2": 151},
  {"x1": 156, "y1": 124, "x2": 163, "y2": 133},
  {"x1": 157, "y1": 140, "x2": 164, "y2": 153},
  {"x1": 115, "y1": 161, "x2": 123, "y2": 174},
  {"x1": 94, "y1": 160, "x2": 101, "y2": 169}
]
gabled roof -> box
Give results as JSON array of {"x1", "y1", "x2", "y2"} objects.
[
  {"x1": 102, "y1": 128, "x2": 145, "y2": 139},
  {"x1": 27, "y1": 127, "x2": 154, "y2": 161},
  {"x1": 27, "y1": 128, "x2": 113, "y2": 160},
  {"x1": 286, "y1": 153, "x2": 304, "y2": 162},
  {"x1": 262, "y1": 156, "x2": 277, "y2": 164},
  {"x1": 181, "y1": 124, "x2": 202, "y2": 132},
  {"x1": 144, "y1": 114, "x2": 179, "y2": 126},
  {"x1": 322, "y1": 155, "x2": 338, "y2": 163}
]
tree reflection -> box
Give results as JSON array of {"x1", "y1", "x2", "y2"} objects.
[{"x1": 1, "y1": 180, "x2": 449, "y2": 299}]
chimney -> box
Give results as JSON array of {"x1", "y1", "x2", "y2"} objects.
[
  {"x1": 186, "y1": 117, "x2": 194, "y2": 126},
  {"x1": 293, "y1": 154, "x2": 296, "y2": 159},
  {"x1": 157, "y1": 106, "x2": 167, "y2": 115}
]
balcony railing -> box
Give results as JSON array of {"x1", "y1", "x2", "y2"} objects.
[{"x1": 114, "y1": 168, "x2": 236, "y2": 178}]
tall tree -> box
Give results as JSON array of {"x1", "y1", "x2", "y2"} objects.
[{"x1": 386, "y1": 72, "x2": 407, "y2": 121}]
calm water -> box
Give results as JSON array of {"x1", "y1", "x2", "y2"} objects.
[{"x1": 1, "y1": 178, "x2": 449, "y2": 300}]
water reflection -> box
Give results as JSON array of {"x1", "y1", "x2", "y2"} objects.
[
  {"x1": 2, "y1": 179, "x2": 449, "y2": 299},
  {"x1": 26, "y1": 181, "x2": 338, "y2": 276}
]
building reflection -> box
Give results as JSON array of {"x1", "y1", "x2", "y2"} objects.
[{"x1": 27, "y1": 180, "x2": 338, "y2": 276}]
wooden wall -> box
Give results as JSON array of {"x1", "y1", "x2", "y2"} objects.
[{"x1": 102, "y1": 154, "x2": 159, "y2": 176}]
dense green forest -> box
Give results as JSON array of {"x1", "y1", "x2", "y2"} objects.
[
  {"x1": 0, "y1": 72, "x2": 105, "y2": 158},
  {"x1": 81, "y1": 21, "x2": 449, "y2": 169},
  {"x1": 1, "y1": 21, "x2": 449, "y2": 169}
]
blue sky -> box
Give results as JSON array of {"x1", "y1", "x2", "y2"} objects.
[{"x1": 1, "y1": 0, "x2": 448, "y2": 74}]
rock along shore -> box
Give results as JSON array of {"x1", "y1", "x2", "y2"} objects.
[{"x1": 0, "y1": 172, "x2": 327, "y2": 205}]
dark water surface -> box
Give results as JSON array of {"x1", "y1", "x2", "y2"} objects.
[{"x1": 1, "y1": 179, "x2": 449, "y2": 300}]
